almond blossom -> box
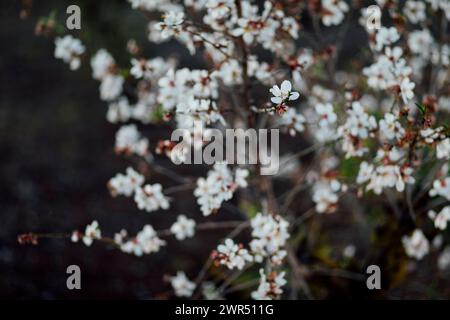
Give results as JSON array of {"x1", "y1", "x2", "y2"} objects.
[
  {"x1": 120, "y1": 224, "x2": 166, "y2": 256},
  {"x1": 54, "y1": 35, "x2": 85, "y2": 70},
  {"x1": 115, "y1": 124, "x2": 149, "y2": 156},
  {"x1": 429, "y1": 177, "x2": 450, "y2": 201},
  {"x1": 269, "y1": 80, "x2": 300, "y2": 105},
  {"x1": 250, "y1": 213, "x2": 289, "y2": 265},
  {"x1": 402, "y1": 229, "x2": 430, "y2": 260},
  {"x1": 429, "y1": 207, "x2": 450, "y2": 231},
  {"x1": 108, "y1": 167, "x2": 144, "y2": 197},
  {"x1": 170, "y1": 271, "x2": 196, "y2": 297},
  {"x1": 194, "y1": 163, "x2": 248, "y2": 216},
  {"x1": 155, "y1": 11, "x2": 185, "y2": 39},
  {"x1": 134, "y1": 184, "x2": 170, "y2": 212},
  {"x1": 170, "y1": 215, "x2": 196, "y2": 240},
  {"x1": 251, "y1": 269, "x2": 286, "y2": 300},
  {"x1": 436, "y1": 139, "x2": 450, "y2": 159},
  {"x1": 212, "y1": 238, "x2": 253, "y2": 270}
]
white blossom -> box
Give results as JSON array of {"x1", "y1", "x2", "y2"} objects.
[
  {"x1": 321, "y1": 0, "x2": 349, "y2": 26},
  {"x1": 155, "y1": 11, "x2": 185, "y2": 39},
  {"x1": 82, "y1": 220, "x2": 101, "y2": 246},
  {"x1": 429, "y1": 177, "x2": 450, "y2": 200},
  {"x1": 436, "y1": 138, "x2": 450, "y2": 159},
  {"x1": 316, "y1": 103, "x2": 337, "y2": 127},
  {"x1": 134, "y1": 184, "x2": 170, "y2": 212},
  {"x1": 91, "y1": 49, "x2": 115, "y2": 80},
  {"x1": 54, "y1": 35, "x2": 85, "y2": 70},
  {"x1": 428, "y1": 206, "x2": 450, "y2": 230},
  {"x1": 250, "y1": 213, "x2": 289, "y2": 265},
  {"x1": 269, "y1": 80, "x2": 299, "y2": 105},
  {"x1": 120, "y1": 224, "x2": 166, "y2": 256},
  {"x1": 251, "y1": 269, "x2": 286, "y2": 300},
  {"x1": 403, "y1": 1, "x2": 426, "y2": 24},
  {"x1": 213, "y1": 238, "x2": 253, "y2": 270},
  {"x1": 402, "y1": 229, "x2": 429, "y2": 260},
  {"x1": 194, "y1": 163, "x2": 248, "y2": 216},
  {"x1": 170, "y1": 215, "x2": 196, "y2": 240},
  {"x1": 107, "y1": 97, "x2": 132, "y2": 123},
  {"x1": 375, "y1": 27, "x2": 400, "y2": 51},
  {"x1": 312, "y1": 180, "x2": 340, "y2": 213},
  {"x1": 108, "y1": 167, "x2": 144, "y2": 197},
  {"x1": 100, "y1": 74, "x2": 124, "y2": 101},
  {"x1": 171, "y1": 271, "x2": 196, "y2": 297},
  {"x1": 379, "y1": 113, "x2": 405, "y2": 141},
  {"x1": 115, "y1": 124, "x2": 149, "y2": 156},
  {"x1": 278, "y1": 108, "x2": 306, "y2": 136},
  {"x1": 438, "y1": 246, "x2": 450, "y2": 271},
  {"x1": 408, "y1": 29, "x2": 434, "y2": 59}
]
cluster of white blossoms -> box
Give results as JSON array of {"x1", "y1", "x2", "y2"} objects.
[
  {"x1": 250, "y1": 213, "x2": 289, "y2": 265},
  {"x1": 70, "y1": 220, "x2": 101, "y2": 247},
  {"x1": 157, "y1": 68, "x2": 218, "y2": 112},
  {"x1": 157, "y1": 68, "x2": 224, "y2": 133},
  {"x1": 147, "y1": 0, "x2": 302, "y2": 57},
  {"x1": 312, "y1": 178, "x2": 342, "y2": 214},
  {"x1": 212, "y1": 238, "x2": 253, "y2": 270},
  {"x1": 194, "y1": 163, "x2": 249, "y2": 216},
  {"x1": 90, "y1": 49, "x2": 125, "y2": 101},
  {"x1": 108, "y1": 167, "x2": 144, "y2": 197},
  {"x1": 251, "y1": 269, "x2": 287, "y2": 300},
  {"x1": 130, "y1": 56, "x2": 171, "y2": 80},
  {"x1": 338, "y1": 101, "x2": 377, "y2": 158},
  {"x1": 134, "y1": 183, "x2": 170, "y2": 212},
  {"x1": 357, "y1": 160, "x2": 415, "y2": 195},
  {"x1": 117, "y1": 224, "x2": 166, "y2": 256},
  {"x1": 108, "y1": 167, "x2": 169, "y2": 213},
  {"x1": 54, "y1": 35, "x2": 85, "y2": 70},
  {"x1": 402, "y1": 229, "x2": 430, "y2": 260},
  {"x1": 364, "y1": 46, "x2": 415, "y2": 104},
  {"x1": 44, "y1": 0, "x2": 450, "y2": 299}
]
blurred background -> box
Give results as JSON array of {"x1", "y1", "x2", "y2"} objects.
[
  {"x1": 0, "y1": 0, "x2": 212, "y2": 299},
  {"x1": 1, "y1": 0, "x2": 449, "y2": 299}
]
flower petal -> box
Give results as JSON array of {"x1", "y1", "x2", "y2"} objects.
[
  {"x1": 271, "y1": 97, "x2": 282, "y2": 104},
  {"x1": 280, "y1": 80, "x2": 292, "y2": 93},
  {"x1": 270, "y1": 86, "x2": 280, "y2": 96},
  {"x1": 289, "y1": 91, "x2": 300, "y2": 101}
]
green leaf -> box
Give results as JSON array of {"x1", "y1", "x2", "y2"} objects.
[
  {"x1": 239, "y1": 200, "x2": 259, "y2": 219},
  {"x1": 415, "y1": 102, "x2": 426, "y2": 115}
]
